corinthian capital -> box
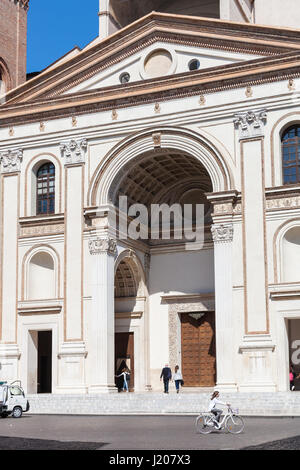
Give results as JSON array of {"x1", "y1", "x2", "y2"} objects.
[
  {"x1": 60, "y1": 138, "x2": 87, "y2": 165},
  {"x1": 211, "y1": 223, "x2": 233, "y2": 243},
  {"x1": 234, "y1": 109, "x2": 267, "y2": 140},
  {"x1": 89, "y1": 237, "x2": 117, "y2": 255},
  {"x1": 0, "y1": 148, "x2": 23, "y2": 173}
]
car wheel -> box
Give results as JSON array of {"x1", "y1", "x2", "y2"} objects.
[
  {"x1": 12, "y1": 406, "x2": 22, "y2": 418},
  {"x1": 1, "y1": 412, "x2": 8, "y2": 418}
]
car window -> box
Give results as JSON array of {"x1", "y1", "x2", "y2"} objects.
[{"x1": 10, "y1": 386, "x2": 23, "y2": 396}]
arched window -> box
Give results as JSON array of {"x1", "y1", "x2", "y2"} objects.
[
  {"x1": 282, "y1": 125, "x2": 300, "y2": 184},
  {"x1": 36, "y1": 162, "x2": 55, "y2": 215}
]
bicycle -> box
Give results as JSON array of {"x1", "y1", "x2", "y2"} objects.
[{"x1": 195, "y1": 406, "x2": 244, "y2": 434}]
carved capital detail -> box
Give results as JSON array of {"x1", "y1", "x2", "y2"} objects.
[
  {"x1": 60, "y1": 138, "x2": 87, "y2": 165},
  {"x1": 88, "y1": 237, "x2": 117, "y2": 256},
  {"x1": 0, "y1": 148, "x2": 23, "y2": 173},
  {"x1": 211, "y1": 223, "x2": 233, "y2": 243},
  {"x1": 234, "y1": 109, "x2": 267, "y2": 140}
]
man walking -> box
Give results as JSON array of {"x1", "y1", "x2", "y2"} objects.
[{"x1": 160, "y1": 364, "x2": 172, "y2": 394}]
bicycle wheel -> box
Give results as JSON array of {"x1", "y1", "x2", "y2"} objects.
[
  {"x1": 195, "y1": 414, "x2": 213, "y2": 434},
  {"x1": 225, "y1": 415, "x2": 245, "y2": 434}
]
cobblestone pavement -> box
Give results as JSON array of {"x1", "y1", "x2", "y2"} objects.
[{"x1": 0, "y1": 415, "x2": 299, "y2": 450}]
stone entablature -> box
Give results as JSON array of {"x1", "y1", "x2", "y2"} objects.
[
  {"x1": 19, "y1": 215, "x2": 65, "y2": 238},
  {"x1": 265, "y1": 185, "x2": 300, "y2": 212}
]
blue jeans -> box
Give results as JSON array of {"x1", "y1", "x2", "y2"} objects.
[
  {"x1": 175, "y1": 380, "x2": 180, "y2": 391},
  {"x1": 123, "y1": 379, "x2": 128, "y2": 391}
]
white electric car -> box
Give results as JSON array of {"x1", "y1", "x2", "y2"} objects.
[{"x1": 0, "y1": 381, "x2": 30, "y2": 418}]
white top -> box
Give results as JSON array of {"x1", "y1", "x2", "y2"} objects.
[
  {"x1": 208, "y1": 397, "x2": 226, "y2": 411},
  {"x1": 117, "y1": 371, "x2": 130, "y2": 381},
  {"x1": 173, "y1": 371, "x2": 183, "y2": 381}
]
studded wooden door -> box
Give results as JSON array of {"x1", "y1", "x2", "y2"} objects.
[{"x1": 181, "y1": 312, "x2": 216, "y2": 387}]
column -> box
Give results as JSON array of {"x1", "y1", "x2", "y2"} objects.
[
  {"x1": 234, "y1": 110, "x2": 275, "y2": 391},
  {"x1": 57, "y1": 138, "x2": 87, "y2": 393},
  {"x1": 0, "y1": 148, "x2": 22, "y2": 382},
  {"x1": 88, "y1": 236, "x2": 117, "y2": 393},
  {"x1": 211, "y1": 222, "x2": 237, "y2": 391}
]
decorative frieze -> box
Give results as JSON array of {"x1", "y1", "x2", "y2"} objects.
[
  {"x1": 20, "y1": 223, "x2": 64, "y2": 238},
  {"x1": 60, "y1": 138, "x2": 87, "y2": 165},
  {"x1": 266, "y1": 196, "x2": 300, "y2": 211},
  {"x1": 213, "y1": 203, "x2": 233, "y2": 216},
  {"x1": 0, "y1": 148, "x2": 23, "y2": 173},
  {"x1": 234, "y1": 109, "x2": 267, "y2": 140},
  {"x1": 211, "y1": 223, "x2": 234, "y2": 243},
  {"x1": 88, "y1": 237, "x2": 117, "y2": 256}
]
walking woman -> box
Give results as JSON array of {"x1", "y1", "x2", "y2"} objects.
[{"x1": 173, "y1": 365, "x2": 183, "y2": 393}]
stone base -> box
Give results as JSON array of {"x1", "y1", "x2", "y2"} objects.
[
  {"x1": 238, "y1": 383, "x2": 277, "y2": 393},
  {"x1": 55, "y1": 385, "x2": 88, "y2": 394},
  {"x1": 88, "y1": 384, "x2": 118, "y2": 394},
  {"x1": 215, "y1": 382, "x2": 238, "y2": 392}
]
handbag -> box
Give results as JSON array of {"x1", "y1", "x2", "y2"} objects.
[{"x1": 180, "y1": 379, "x2": 184, "y2": 386}]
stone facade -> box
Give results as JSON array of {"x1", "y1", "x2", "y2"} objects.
[{"x1": 0, "y1": 3, "x2": 300, "y2": 395}]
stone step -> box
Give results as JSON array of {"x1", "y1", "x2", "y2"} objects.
[{"x1": 24, "y1": 391, "x2": 300, "y2": 416}]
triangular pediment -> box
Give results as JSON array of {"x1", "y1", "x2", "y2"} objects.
[{"x1": 4, "y1": 11, "x2": 300, "y2": 106}]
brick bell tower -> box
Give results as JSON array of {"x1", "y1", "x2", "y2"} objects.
[{"x1": 0, "y1": 0, "x2": 29, "y2": 96}]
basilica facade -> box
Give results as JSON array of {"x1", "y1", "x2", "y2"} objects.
[{"x1": 0, "y1": 0, "x2": 300, "y2": 394}]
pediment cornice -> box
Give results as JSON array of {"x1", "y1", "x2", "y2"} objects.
[
  {"x1": 4, "y1": 11, "x2": 300, "y2": 106},
  {"x1": 1, "y1": 50, "x2": 300, "y2": 127}
]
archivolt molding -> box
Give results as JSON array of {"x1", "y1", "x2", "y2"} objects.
[
  {"x1": 88, "y1": 127, "x2": 233, "y2": 207},
  {"x1": 273, "y1": 218, "x2": 300, "y2": 284},
  {"x1": 21, "y1": 244, "x2": 61, "y2": 301}
]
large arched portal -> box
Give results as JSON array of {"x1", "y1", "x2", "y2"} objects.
[
  {"x1": 88, "y1": 128, "x2": 233, "y2": 392},
  {"x1": 111, "y1": 149, "x2": 215, "y2": 389}
]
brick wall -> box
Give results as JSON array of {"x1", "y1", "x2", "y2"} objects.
[{"x1": 0, "y1": 0, "x2": 28, "y2": 91}]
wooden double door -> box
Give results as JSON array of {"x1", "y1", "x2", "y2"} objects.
[
  {"x1": 181, "y1": 312, "x2": 216, "y2": 387},
  {"x1": 115, "y1": 332, "x2": 134, "y2": 391}
]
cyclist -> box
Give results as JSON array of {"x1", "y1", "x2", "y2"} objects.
[{"x1": 208, "y1": 391, "x2": 230, "y2": 429}]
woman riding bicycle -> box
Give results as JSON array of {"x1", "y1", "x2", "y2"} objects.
[{"x1": 208, "y1": 391, "x2": 230, "y2": 429}]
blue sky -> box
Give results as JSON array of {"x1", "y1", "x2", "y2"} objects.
[{"x1": 27, "y1": 0, "x2": 99, "y2": 73}]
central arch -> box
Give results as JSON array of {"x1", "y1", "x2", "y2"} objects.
[{"x1": 88, "y1": 126, "x2": 233, "y2": 207}]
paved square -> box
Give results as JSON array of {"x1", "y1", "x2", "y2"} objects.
[{"x1": 0, "y1": 415, "x2": 299, "y2": 450}]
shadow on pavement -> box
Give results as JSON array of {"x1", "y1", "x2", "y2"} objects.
[
  {"x1": 0, "y1": 436, "x2": 107, "y2": 450},
  {"x1": 243, "y1": 435, "x2": 300, "y2": 450}
]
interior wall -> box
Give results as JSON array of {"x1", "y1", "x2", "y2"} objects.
[{"x1": 148, "y1": 248, "x2": 214, "y2": 388}]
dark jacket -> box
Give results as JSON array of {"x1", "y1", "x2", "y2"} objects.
[{"x1": 160, "y1": 367, "x2": 172, "y2": 381}]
